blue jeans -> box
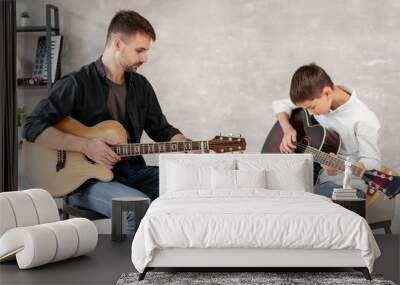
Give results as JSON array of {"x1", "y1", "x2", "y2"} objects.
[
  {"x1": 69, "y1": 165, "x2": 159, "y2": 234},
  {"x1": 314, "y1": 181, "x2": 365, "y2": 198}
]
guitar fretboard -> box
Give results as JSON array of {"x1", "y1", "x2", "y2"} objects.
[
  {"x1": 110, "y1": 141, "x2": 209, "y2": 157},
  {"x1": 299, "y1": 144, "x2": 364, "y2": 177}
]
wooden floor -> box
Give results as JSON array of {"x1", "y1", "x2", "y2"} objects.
[{"x1": 0, "y1": 234, "x2": 398, "y2": 285}]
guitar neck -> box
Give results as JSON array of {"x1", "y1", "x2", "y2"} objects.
[
  {"x1": 300, "y1": 144, "x2": 365, "y2": 177},
  {"x1": 110, "y1": 141, "x2": 209, "y2": 157}
]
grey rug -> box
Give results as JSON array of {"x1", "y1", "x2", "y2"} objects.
[{"x1": 116, "y1": 271, "x2": 396, "y2": 285}]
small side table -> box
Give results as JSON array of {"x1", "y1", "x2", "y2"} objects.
[
  {"x1": 332, "y1": 198, "x2": 366, "y2": 218},
  {"x1": 112, "y1": 197, "x2": 150, "y2": 242}
]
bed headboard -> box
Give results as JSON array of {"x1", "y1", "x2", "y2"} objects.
[{"x1": 159, "y1": 153, "x2": 314, "y2": 196}]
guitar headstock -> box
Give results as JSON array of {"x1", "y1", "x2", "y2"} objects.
[
  {"x1": 208, "y1": 135, "x2": 246, "y2": 153},
  {"x1": 363, "y1": 169, "x2": 400, "y2": 199}
]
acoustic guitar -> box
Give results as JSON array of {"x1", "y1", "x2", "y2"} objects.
[
  {"x1": 262, "y1": 108, "x2": 400, "y2": 205},
  {"x1": 22, "y1": 117, "x2": 246, "y2": 197}
]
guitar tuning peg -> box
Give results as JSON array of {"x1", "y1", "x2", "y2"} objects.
[
  {"x1": 219, "y1": 131, "x2": 224, "y2": 136},
  {"x1": 229, "y1": 133, "x2": 233, "y2": 137},
  {"x1": 239, "y1": 134, "x2": 242, "y2": 138}
]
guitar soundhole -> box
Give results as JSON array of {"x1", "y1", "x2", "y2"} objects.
[
  {"x1": 297, "y1": 137, "x2": 311, "y2": 154},
  {"x1": 300, "y1": 137, "x2": 311, "y2": 146}
]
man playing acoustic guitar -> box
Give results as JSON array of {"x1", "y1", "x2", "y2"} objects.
[
  {"x1": 23, "y1": 10, "x2": 188, "y2": 234},
  {"x1": 272, "y1": 63, "x2": 381, "y2": 198}
]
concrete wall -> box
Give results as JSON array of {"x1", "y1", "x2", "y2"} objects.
[{"x1": 16, "y1": 0, "x2": 400, "y2": 233}]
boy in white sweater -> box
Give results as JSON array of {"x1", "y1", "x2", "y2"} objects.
[{"x1": 272, "y1": 63, "x2": 381, "y2": 197}]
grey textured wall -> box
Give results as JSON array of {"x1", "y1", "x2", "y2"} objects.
[{"x1": 17, "y1": 0, "x2": 400, "y2": 232}]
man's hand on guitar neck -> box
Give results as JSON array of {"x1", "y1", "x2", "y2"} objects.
[
  {"x1": 170, "y1": 133, "x2": 205, "y2": 153},
  {"x1": 83, "y1": 137, "x2": 121, "y2": 169},
  {"x1": 170, "y1": 133, "x2": 190, "y2": 142}
]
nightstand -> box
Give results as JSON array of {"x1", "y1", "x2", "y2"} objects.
[{"x1": 332, "y1": 198, "x2": 366, "y2": 218}]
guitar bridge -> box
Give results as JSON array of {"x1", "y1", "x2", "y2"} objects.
[{"x1": 56, "y1": 150, "x2": 66, "y2": 172}]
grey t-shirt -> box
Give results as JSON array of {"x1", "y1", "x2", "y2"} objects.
[{"x1": 107, "y1": 78, "x2": 127, "y2": 125}]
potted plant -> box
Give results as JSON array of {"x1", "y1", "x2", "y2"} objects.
[{"x1": 20, "y1": 11, "x2": 30, "y2": 27}]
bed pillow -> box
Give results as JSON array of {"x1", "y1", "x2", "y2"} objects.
[
  {"x1": 211, "y1": 169, "x2": 268, "y2": 190},
  {"x1": 236, "y1": 169, "x2": 267, "y2": 189},
  {"x1": 211, "y1": 168, "x2": 236, "y2": 190},
  {"x1": 167, "y1": 162, "x2": 211, "y2": 191},
  {"x1": 166, "y1": 159, "x2": 236, "y2": 192},
  {"x1": 237, "y1": 159, "x2": 307, "y2": 191},
  {"x1": 267, "y1": 161, "x2": 306, "y2": 191}
]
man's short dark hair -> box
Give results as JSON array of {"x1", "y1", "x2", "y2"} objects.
[
  {"x1": 289, "y1": 63, "x2": 334, "y2": 104},
  {"x1": 106, "y1": 10, "x2": 156, "y2": 45}
]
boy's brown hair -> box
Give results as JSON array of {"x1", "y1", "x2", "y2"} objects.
[
  {"x1": 106, "y1": 10, "x2": 156, "y2": 45},
  {"x1": 289, "y1": 63, "x2": 334, "y2": 104}
]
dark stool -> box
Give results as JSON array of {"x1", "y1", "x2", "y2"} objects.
[
  {"x1": 112, "y1": 197, "x2": 150, "y2": 242},
  {"x1": 62, "y1": 195, "x2": 107, "y2": 220}
]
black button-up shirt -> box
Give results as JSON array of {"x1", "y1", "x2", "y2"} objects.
[{"x1": 23, "y1": 57, "x2": 181, "y2": 171}]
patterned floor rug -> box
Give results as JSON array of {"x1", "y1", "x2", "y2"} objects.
[{"x1": 116, "y1": 271, "x2": 396, "y2": 285}]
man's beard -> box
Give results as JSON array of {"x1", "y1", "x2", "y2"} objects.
[
  {"x1": 122, "y1": 62, "x2": 141, "y2": 72},
  {"x1": 119, "y1": 54, "x2": 141, "y2": 72}
]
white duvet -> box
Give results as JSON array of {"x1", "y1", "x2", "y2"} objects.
[{"x1": 131, "y1": 190, "x2": 380, "y2": 273}]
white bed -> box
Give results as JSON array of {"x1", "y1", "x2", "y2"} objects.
[{"x1": 131, "y1": 154, "x2": 380, "y2": 280}]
